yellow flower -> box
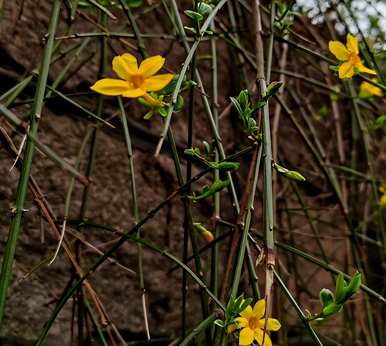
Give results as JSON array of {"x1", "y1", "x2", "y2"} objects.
[
  {"x1": 234, "y1": 299, "x2": 281, "y2": 346},
  {"x1": 329, "y1": 34, "x2": 376, "y2": 79},
  {"x1": 91, "y1": 53, "x2": 173, "y2": 105},
  {"x1": 359, "y1": 79, "x2": 383, "y2": 98},
  {"x1": 380, "y1": 193, "x2": 386, "y2": 207},
  {"x1": 380, "y1": 185, "x2": 386, "y2": 207}
]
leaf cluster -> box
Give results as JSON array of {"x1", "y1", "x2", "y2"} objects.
[
  {"x1": 311, "y1": 272, "x2": 362, "y2": 321},
  {"x1": 230, "y1": 82, "x2": 283, "y2": 137},
  {"x1": 214, "y1": 294, "x2": 253, "y2": 329}
]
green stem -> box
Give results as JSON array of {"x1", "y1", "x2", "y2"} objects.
[
  {"x1": 274, "y1": 270, "x2": 323, "y2": 346},
  {"x1": 0, "y1": 0, "x2": 62, "y2": 324},
  {"x1": 180, "y1": 313, "x2": 217, "y2": 346}
]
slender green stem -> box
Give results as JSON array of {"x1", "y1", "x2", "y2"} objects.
[
  {"x1": 274, "y1": 270, "x2": 323, "y2": 346},
  {"x1": 180, "y1": 313, "x2": 217, "y2": 346},
  {"x1": 118, "y1": 0, "x2": 147, "y2": 57},
  {"x1": 155, "y1": 0, "x2": 229, "y2": 155},
  {"x1": 230, "y1": 145, "x2": 262, "y2": 297},
  {"x1": 0, "y1": 0, "x2": 62, "y2": 324}
]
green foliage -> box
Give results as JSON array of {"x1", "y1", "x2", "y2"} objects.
[
  {"x1": 184, "y1": 147, "x2": 240, "y2": 171},
  {"x1": 274, "y1": 1, "x2": 294, "y2": 35},
  {"x1": 309, "y1": 272, "x2": 362, "y2": 321},
  {"x1": 230, "y1": 90, "x2": 258, "y2": 137},
  {"x1": 214, "y1": 294, "x2": 253, "y2": 329},
  {"x1": 184, "y1": 2, "x2": 213, "y2": 22},
  {"x1": 139, "y1": 75, "x2": 188, "y2": 119},
  {"x1": 366, "y1": 114, "x2": 386, "y2": 131},
  {"x1": 190, "y1": 179, "x2": 230, "y2": 202},
  {"x1": 78, "y1": 0, "x2": 143, "y2": 9},
  {"x1": 231, "y1": 83, "x2": 283, "y2": 138},
  {"x1": 274, "y1": 163, "x2": 306, "y2": 182}
]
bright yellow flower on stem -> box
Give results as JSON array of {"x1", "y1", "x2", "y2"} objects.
[
  {"x1": 359, "y1": 79, "x2": 383, "y2": 98},
  {"x1": 328, "y1": 34, "x2": 376, "y2": 79},
  {"x1": 234, "y1": 299, "x2": 281, "y2": 346},
  {"x1": 90, "y1": 53, "x2": 173, "y2": 105}
]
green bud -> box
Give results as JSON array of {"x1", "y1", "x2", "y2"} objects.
[
  {"x1": 320, "y1": 288, "x2": 334, "y2": 307},
  {"x1": 322, "y1": 303, "x2": 342, "y2": 317},
  {"x1": 284, "y1": 170, "x2": 306, "y2": 182}
]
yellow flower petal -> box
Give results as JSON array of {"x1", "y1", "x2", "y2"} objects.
[
  {"x1": 239, "y1": 327, "x2": 255, "y2": 345},
  {"x1": 338, "y1": 61, "x2": 355, "y2": 79},
  {"x1": 252, "y1": 299, "x2": 266, "y2": 319},
  {"x1": 235, "y1": 317, "x2": 249, "y2": 328},
  {"x1": 329, "y1": 41, "x2": 349, "y2": 61},
  {"x1": 346, "y1": 34, "x2": 359, "y2": 55},
  {"x1": 90, "y1": 78, "x2": 130, "y2": 96},
  {"x1": 112, "y1": 53, "x2": 138, "y2": 80},
  {"x1": 138, "y1": 55, "x2": 165, "y2": 77},
  {"x1": 144, "y1": 73, "x2": 174, "y2": 91},
  {"x1": 254, "y1": 328, "x2": 273, "y2": 346},
  {"x1": 258, "y1": 318, "x2": 282, "y2": 331},
  {"x1": 355, "y1": 61, "x2": 377, "y2": 75},
  {"x1": 380, "y1": 194, "x2": 386, "y2": 207},
  {"x1": 122, "y1": 88, "x2": 146, "y2": 98},
  {"x1": 239, "y1": 305, "x2": 253, "y2": 319},
  {"x1": 359, "y1": 81, "x2": 382, "y2": 97}
]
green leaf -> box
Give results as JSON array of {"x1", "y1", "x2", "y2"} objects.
[
  {"x1": 247, "y1": 117, "x2": 258, "y2": 133},
  {"x1": 322, "y1": 303, "x2": 342, "y2": 317},
  {"x1": 329, "y1": 65, "x2": 340, "y2": 72},
  {"x1": 335, "y1": 272, "x2": 347, "y2": 304},
  {"x1": 274, "y1": 163, "x2": 306, "y2": 182},
  {"x1": 190, "y1": 179, "x2": 230, "y2": 201},
  {"x1": 345, "y1": 272, "x2": 361, "y2": 298},
  {"x1": 197, "y1": 2, "x2": 212, "y2": 15},
  {"x1": 230, "y1": 97, "x2": 242, "y2": 115},
  {"x1": 375, "y1": 115, "x2": 386, "y2": 127},
  {"x1": 184, "y1": 26, "x2": 197, "y2": 35},
  {"x1": 174, "y1": 94, "x2": 184, "y2": 112},
  {"x1": 238, "y1": 90, "x2": 249, "y2": 108},
  {"x1": 158, "y1": 107, "x2": 168, "y2": 117},
  {"x1": 263, "y1": 81, "x2": 283, "y2": 100},
  {"x1": 238, "y1": 298, "x2": 253, "y2": 312},
  {"x1": 184, "y1": 147, "x2": 201, "y2": 157},
  {"x1": 209, "y1": 161, "x2": 240, "y2": 171},
  {"x1": 320, "y1": 288, "x2": 334, "y2": 307},
  {"x1": 125, "y1": 0, "x2": 143, "y2": 8},
  {"x1": 184, "y1": 10, "x2": 203, "y2": 21}
]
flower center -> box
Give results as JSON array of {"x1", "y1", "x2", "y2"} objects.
[
  {"x1": 248, "y1": 317, "x2": 259, "y2": 330},
  {"x1": 349, "y1": 53, "x2": 360, "y2": 65},
  {"x1": 131, "y1": 74, "x2": 145, "y2": 88}
]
